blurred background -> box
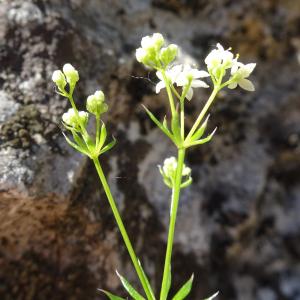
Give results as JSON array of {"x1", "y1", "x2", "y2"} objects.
[{"x1": 0, "y1": 0, "x2": 300, "y2": 299}]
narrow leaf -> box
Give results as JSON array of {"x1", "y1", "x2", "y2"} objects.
[
  {"x1": 72, "y1": 130, "x2": 89, "y2": 153},
  {"x1": 188, "y1": 127, "x2": 217, "y2": 148},
  {"x1": 98, "y1": 122, "x2": 107, "y2": 150},
  {"x1": 142, "y1": 105, "x2": 174, "y2": 141},
  {"x1": 99, "y1": 138, "x2": 116, "y2": 155},
  {"x1": 137, "y1": 259, "x2": 156, "y2": 300},
  {"x1": 62, "y1": 132, "x2": 90, "y2": 157},
  {"x1": 172, "y1": 274, "x2": 194, "y2": 300},
  {"x1": 116, "y1": 271, "x2": 145, "y2": 300},
  {"x1": 190, "y1": 114, "x2": 210, "y2": 142},
  {"x1": 204, "y1": 291, "x2": 219, "y2": 300},
  {"x1": 98, "y1": 289, "x2": 126, "y2": 300},
  {"x1": 180, "y1": 177, "x2": 193, "y2": 189}
]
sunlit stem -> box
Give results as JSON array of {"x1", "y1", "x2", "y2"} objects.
[
  {"x1": 161, "y1": 69, "x2": 176, "y2": 116},
  {"x1": 160, "y1": 148, "x2": 185, "y2": 300},
  {"x1": 93, "y1": 158, "x2": 155, "y2": 300},
  {"x1": 185, "y1": 86, "x2": 219, "y2": 142}
]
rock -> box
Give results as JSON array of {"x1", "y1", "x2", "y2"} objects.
[{"x1": 0, "y1": 0, "x2": 300, "y2": 299}]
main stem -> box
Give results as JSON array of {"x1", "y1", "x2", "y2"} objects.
[
  {"x1": 160, "y1": 148, "x2": 186, "y2": 300},
  {"x1": 93, "y1": 158, "x2": 155, "y2": 300}
]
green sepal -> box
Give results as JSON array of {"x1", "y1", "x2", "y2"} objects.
[
  {"x1": 187, "y1": 128, "x2": 217, "y2": 148},
  {"x1": 204, "y1": 291, "x2": 219, "y2": 300},
  {"x1": 116, "y1": 271, "x2": 145, "y2": 300},
  {"x1": 171, "y1": 111, "x2": 181, "y2": 145},
  {"x1": 137, "y1": 259, "x2": 156, "y2": 300},
  {"x1": 190, "y1": 115, "x2": 210, "y2": 142},
  {"x1": 62, "y1": 132, "x2": 91, "y2": 157},
  {"x1": 142, "y1": 105, "x2": 174, "y2": 142},
  {"x1": 98, "y1": 289, "x2": 126, "y2": 300},
  {"x1": 99, "y1": 137, "x2": 116, "y2": 155},
  {"x1": 180, "y1": 177, "x2": 193, "y2": 189},
  {"x1": 98, "y1": 122, "x2": 107, "y2": 150},
  {"x1": 172, "y1": 274, "x2": 194, "y2": 300}
]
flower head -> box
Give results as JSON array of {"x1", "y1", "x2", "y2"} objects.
[
  {"x1": 159, "y1": 44, "x2": 178, "y2": 67},
  {"x1": 155, "y1": 65, "x2": 182, "y2": 93},
  {"x1": 228, "y1": 62, "x2": 256, "y2": 91},
  {"x1": 62, "y1": 63, "x2": 79, "y2": 86},
  {"x1": 205, "y1": 43, "x2": 234, "y2": 71},
  {"x1": 175, "y1": 65, "x2": 209, "y2": 100},
  {"x1": 52, "y1": 70, "x2": 66, "y2": 91},
  {"x1": 62, "y1": 108, "x2": 88, "y2": 130},
  {"x1": 86, "y1": 90, "x2": 108, "y2": 116},
  {"x1": 159, "y1": 156, "x2": 192, "y2": 188}
]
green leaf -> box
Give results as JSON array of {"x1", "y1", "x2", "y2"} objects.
[
  {"x1": 98, "y1": 122, "x2": 107, "y2": 150},
  {"x1": 98, "y1": 289, "x2": 126, "y2": 300},
  {"x1": 62, "y1": 132, "x2": 90, "y2": 157},
  {"x1": 188, "y1": 127, "x2": 217, "y2": 148},
  {"x1": 142, "y1": 105, "x2": 174, "y2": 142},
  {"x1": 116, "y1": 271, "x2": 145, "y2": 300},
  {"x1": 171, "y1": 111, "x2": 181, "y2": 145},
  {"x1": 71, "y1": 130, "x2": 90, "y2": 153},
  {"x1": 172, "y1": 274, "x2": 194, "y2": 300},
  {"x1": 99, "y1": 137, "x2": 116, "y2": 155},
  {"x1": 204, "y1": 291, "x2": 219, "y2": 300},
  {"x1": 137, "y1": 259, "x2": 156, "y2": 300},
  {"x1": 190, "y1": 114, "x2": 210, "y2": 142}
]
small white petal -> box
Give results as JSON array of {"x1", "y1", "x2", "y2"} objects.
[
  {"x1": 192, "y1": 70, "x2": 210, "y2": 78},
  {"x1": 228, "y1": 82, "x2": 238, "y2": 89},
  {"x1": 243, "y1": 63, "x2": 256, "y2": 77},
  {"x1": 239, "y1": 78, "x2": 255, "y2": 91},
  {"x1": 156, "y1": 81, "x2": 165, "y2": 93},
  {"x1": 186, "y1": 87, "x2": 193, "y2": 100},
  {"x1": 191, "y1": 80, "x2": 209, "y2": 88},
  {"x1": 156, "y1": 71, "x2": 163, "y2": 80}
]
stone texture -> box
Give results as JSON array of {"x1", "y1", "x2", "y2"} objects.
[{"x1": 0, "y1": 0, "x2": 299, "y2": 299}]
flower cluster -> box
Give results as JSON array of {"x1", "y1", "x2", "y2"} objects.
[
  {"x1": 204, "y1": 43, "x2": 256, "y2": 91},
  {"x1": 52, "y1": 64, "x2": 114, "y2": 159},
  {"x1": 159, "y1": 156, "x2": 192, "y2": 189},
  {"x1": 156, "y1": 64, "x2": 210, "y2": 100},
  {"x1": 136, "y1": 33, "x2": 178, "y2": 69}
]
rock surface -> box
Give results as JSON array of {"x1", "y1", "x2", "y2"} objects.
[{"x1": 0, "y1": 0, "x2": 300, "y2": 299}]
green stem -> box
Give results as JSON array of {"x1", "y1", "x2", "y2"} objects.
[
  {"x1": 185, "y1": 87, "x2": 219, "y2": 142},
  {"x1": 160, "y1": 148, "x2": 186, "y2": 300},
  {"x1": 93, "y1": 158, "x2": 155, "y2": 300},
  {"x1": 180, "y1": 100, "x2": 184, "y2": 139},
  {"x1": 161, "y1": 70, "x2": 176, "y2": 116}
]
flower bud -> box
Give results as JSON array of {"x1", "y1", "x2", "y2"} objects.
[
  {"x1": 63, "y1": 63, "x2": 79, "y2": 86},
  {"x1": 86, "y1": 90, "x2": 108, "y2": 116},
  {"x1": 52, "y1": 70, "x2": 66, "y2": 90},
  {"x1": 152, "y1": 33, "x2": 164, "y2": 50},
  {"x1": 159, "y1": 44, "x2": 178, "y2": 66},
  {"x1": 62, "y1": 108, "x2": 88, "y2": 129}
]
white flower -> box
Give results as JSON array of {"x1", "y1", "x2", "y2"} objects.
[
  {"x1": 52, "y1": 70, "x2": 66, "y2": 89},
  {"x1": 136, "y1": 33, "x2": 165, "y2": 68},
  {"x1": 228, "y1": 62, "x2": 256, "y2": 91},
  {"x1": 141, "y1": 33, "x2": 164, "y2": 50},
  {"x1": 175, "y1": 65, "x2": 209, "y2": 100},
  {"x1": 162, "y1": 156, "x2": 177, "y2": 176},
  {"x1": 63, "y1": 63, "x2": 79, "y2": 85},
  {"x1": 161, "y1": 156, "x2": 191, "y2": 178},
  {"x1": 86, "y1": 90, "x2": 108, "y2": 116},
  {"x1": 62, "y1": 108, "x2": 88, "y2": 128},
  {"x1": 205, "y1": 43, "x2": 234, "y2": 71},
  {"x1": 155, "y1": 65, "x2": 182, "y2": 93}
]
